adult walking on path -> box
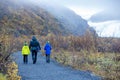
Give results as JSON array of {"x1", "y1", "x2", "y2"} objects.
[
  {"x1": 22, "y1": 41, "x2": 30, "y2": 64},
  {"x1": 29, "y1": 36, "x2": 41, "y2": 64},
  {"x1": 44, "y1": 41, "x2": 52, "y2": 63}
]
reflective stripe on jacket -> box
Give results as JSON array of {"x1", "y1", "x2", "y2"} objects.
[{"x1": 22, "y1": 46, "x2": 30, "y2": 55}]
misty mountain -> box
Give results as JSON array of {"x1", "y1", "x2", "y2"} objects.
[
  {"x1": 0, "y1": 0, "x2": 95, "y2": 36},
  {"x1": 0, "y1": 0, "x2": 70, "y2": 36},
  {"x1": 38, "y1": 3, "x2": 91, "y2": 35}
]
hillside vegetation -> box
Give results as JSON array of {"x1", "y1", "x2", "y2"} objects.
[
  {"x1": 39, "y1": 3, "x2": 92, "y2": 35},
  {"x1": 0, "y1": 29, "x2": 21, "y2": 80},
  {"x1": 0, "y1": 0, "x2": 69, "y2": 36},
  {"x1": 45, "y1": 33, "x2": 120, "y2": 80}
]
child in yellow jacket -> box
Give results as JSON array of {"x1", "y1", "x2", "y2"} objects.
[{"x1": 22, "y1": 41, "x2": 30, "y2": 64}]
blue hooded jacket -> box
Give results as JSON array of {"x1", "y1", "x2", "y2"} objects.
[
  {"x1": 44, "y1": 43, "x2": 52, "y2": 54},
  {"x1": 29, "y1": 36, "x2": 41, "y2": 51}
]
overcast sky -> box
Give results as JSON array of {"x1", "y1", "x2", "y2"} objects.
[{"x1": 32, "y1": 0, "x2": 119, "y2": 20}]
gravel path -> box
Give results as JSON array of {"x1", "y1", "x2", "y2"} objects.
[{"x1": 14, "y1": 51, "x2": 101, "y2": 80}]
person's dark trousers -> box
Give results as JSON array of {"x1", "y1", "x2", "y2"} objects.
[
  {"x1": 46, "y1": 54, "x2": 50, "y2": 63},
  {"x1": 23, "y1": 55, "x2": 28, "y2": 64},
  {"x1": 32, "y1": 50, "x2": 38, "y2": 64}
]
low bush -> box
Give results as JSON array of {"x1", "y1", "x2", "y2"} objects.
[
  {"x1": 0, "y1": 73, "x2": 7, "y2": 80},
  {"x1": 7, "y1": 62, "x2": 21, "y2": 80},
  {"x1": 0, "y1": 32, "x2": 21, "y2": 80},
  {"x1": 52, "y1": 50, "x2": 120, "y2": 80}
]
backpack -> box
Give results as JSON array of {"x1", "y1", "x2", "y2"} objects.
[
  {"x1": 30, "y1": 40, "x2": 40, "y2": 51},
  {"x1": 31, "y1": 47, "x2": 37, "y2": 51}
]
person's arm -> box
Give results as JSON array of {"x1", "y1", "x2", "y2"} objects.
[
  {"x1": 44, "y1": 45, "x2": 46, "y2": 50},
  {"x1": 22, "y1": 46, "x2": 24, "y2": 55},
  {"x1": 50, "y1": 44, "x2": 52, "y2": 50},
  {"x1": 27, "y1": 46, "x2": 30, "y2": 54},
  {"x1": 29, "y1": 41, "x2": 32, "y2": 50},
  {"x1": 38, "y1": 42, "x2": 41, "y2": 50}
]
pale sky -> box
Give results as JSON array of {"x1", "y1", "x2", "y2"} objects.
[
  {"x1": 68, "y1": 6, "x2": 102, "y2": 20},
  {"x1": 33, "y1": 0, "x2": 119, "y2": 21}
]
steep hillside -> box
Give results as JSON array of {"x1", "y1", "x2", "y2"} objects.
[
  {"x1": 0, "y1": 0, "x2": 96, "y2": 36},
  {"x1": 38, "y1": 3, "x2": 92, "y2": 35},
  {"x1": 0, "y1": 0, "x2": 69, "y2": 36}
]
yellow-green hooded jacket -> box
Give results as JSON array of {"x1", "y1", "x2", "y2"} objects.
[{"x1": 22, "y1": 45, "x2": 30, "y2": 55}]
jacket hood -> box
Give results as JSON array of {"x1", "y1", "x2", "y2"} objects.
[
  {"x1": 32, "y1": 36, "x2": 37, "y2": 41},
  {"x1": 46, "y1": 43, "x2": 50, "y2": 46}
]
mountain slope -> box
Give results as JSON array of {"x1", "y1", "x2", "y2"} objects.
[
  {"x1": 0, "y1": 0, "x2": 96, "y2": 36},
  {"x1": 0, "y1": 0, "x2": 69, "y2": 36},
  {"x1": 38, "y1": 3, "x2": 91, "y2": 35}
]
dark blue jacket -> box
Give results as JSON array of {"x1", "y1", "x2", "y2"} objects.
[
  {"x1": 29, "y1": 36, "x2": 41, "y2": 51},
  {"x1": 44, "y1": 43, "x2": 52, "y2": 54}
]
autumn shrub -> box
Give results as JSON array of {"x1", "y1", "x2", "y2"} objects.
[
  {"x1": 97, "y1": 37, "x2": 120, "y2": 53},
  {"x1": 0, "y1": 73, "x2": 7, "y2": 80},
  {"x1": 52, "y1": 50, "x2": 71, "y2": 65},
  {"x1": 14, "y1": 35, "x2": 31, "y2": 50},
  {"x1": 52, "y1": 49, "x2": 120, "y2": 80},
  {"x1": 0, "y1": 29, "x2": 21, "y2": 80},
  {"x1": 0, "y1": 34, "x2": 16, "y2": 74},
  {"x1": 7, "y1": 62, "x2": 21, "y2": 80},
  {"x1": 111, "y1": 38, "x2": 120, "y2": 53},
  {"x1": 94, "y1": 53, "x2": 120, "y2": 80},
  {"x1": 42, "y1": 32, "x2": 120, "y2": 80},
  {"x1": 44, "y1": 30, "x2": 97, "y2": 52}
]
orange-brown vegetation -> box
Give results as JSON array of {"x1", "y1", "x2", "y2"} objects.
[
  {"x1": 0, "y1": 28, "x2": 21, "y2": 79},
  {"x1": 0, "y1": 29, "x2": 120, "y2": 80},
  {"x1": 42, "y1": 32, "x2": 120, "y2": 80},
  {"x1": 13, "y1": 31, "x2": 120, "y2": 80}
]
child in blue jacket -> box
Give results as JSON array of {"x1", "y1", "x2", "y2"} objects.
[{"x1": 44, "y1": 41, "x2": 52, "y2": 63}]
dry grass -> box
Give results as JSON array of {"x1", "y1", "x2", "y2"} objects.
[
  {"x1": 0, "y1": 29, "x2": 120, "y2": 80},
  {"x1": 7, "y1": 62, "x2": 21, "y2": 80},
  {"x1": 51, "y1": 50, "x2": 120, "y2": 80},
  {"x1": 0, "y1": 29, "x2": 21, "y2": 80},
  {"x1": 45, "y1": 32, "x2": 120, "y2": 80},
  {"x1": 0, "y1": 73, "x2": 7, "y2": 80}
]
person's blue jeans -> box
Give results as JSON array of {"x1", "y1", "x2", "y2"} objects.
[
  {"x1": 32, "y1": 50, "x2": 37, "y2": 64},
  {"x1": 46, "y1": 54, "x2": 50, "y2": 63},
  {"x1": 23, "y1": 55, "x2": 28, "y2": 64}
]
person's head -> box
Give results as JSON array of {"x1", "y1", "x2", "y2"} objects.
[
  {"x1": 24, "y1": 41, "x2": 28, "y2": 46},
  {"x1": 47, "y1": 41, "x2": 50, "y2": 43},
  {"x1": 32, "y1": 36, "x2": 37, "y2": 41}
]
